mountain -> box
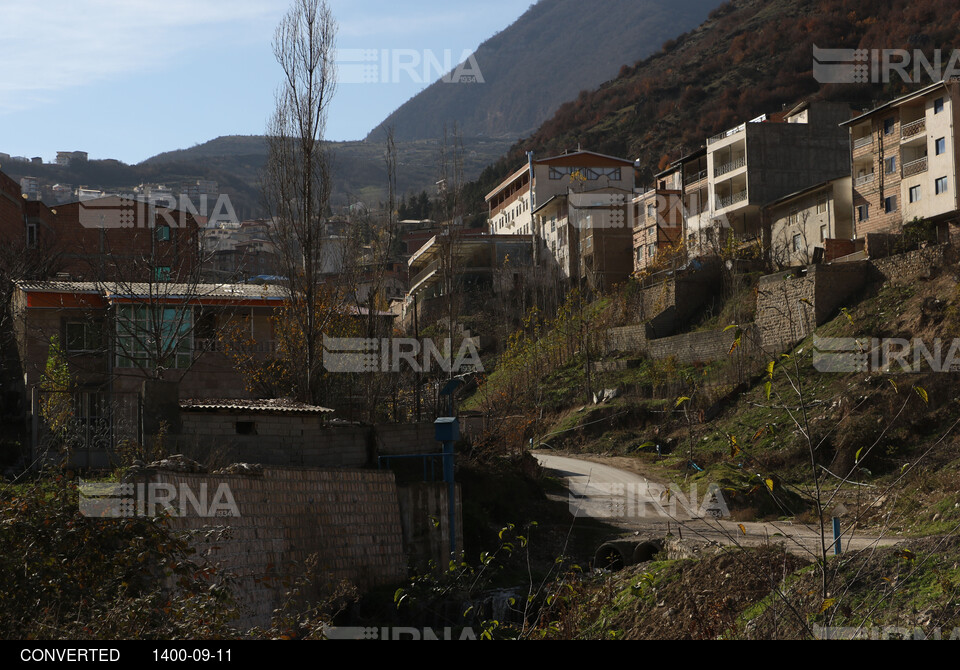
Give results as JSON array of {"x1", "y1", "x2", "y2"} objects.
[
  {"x1": 468, "y1": 0, "x2": 960, "y2": 201},
  {"x1": 365, "y1": 0, "x2": 725, "y2": 142}
]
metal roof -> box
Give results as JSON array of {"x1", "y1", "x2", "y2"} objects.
[{"x1": 179, "y1": 398, "x2": 334, "y2": 414}]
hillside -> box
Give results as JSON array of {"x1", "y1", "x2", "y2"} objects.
[
  {"x1": 469, "y1": 0, "x2": 960, "y2": 200},
  {"x1": 5, "y1": 135, "x2": 514, "y2": 216},
  {"x1": 365, "y1": 0, "x2": 723, "y2": 142}
]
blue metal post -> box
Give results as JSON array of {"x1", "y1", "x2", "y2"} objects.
[
  {"x1": 435, "y1": 417, "x2": 460, "y2": 558},
  {"x1": 832, "y1": 517, "x2": 842, "y2": 555}
]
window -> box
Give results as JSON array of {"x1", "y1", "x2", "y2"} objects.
[
  {"x1": 820, "y1": 225, "x2": 827, "y2": 242},
  {"x1": 646, "y1": 203, "x2": 656, "y2": 219},
  {"x1": 26, "y1": 223, "x2": 37, "y2": 249},
  {"x1": 935, "y1": 97, "x2": 945, "y2": 114},
  {"x1": 884, "y1": 195, "x2": 897, "y2": 213},
  {"x1": 115, "y1": 305, "x2": 192, "y2": 370},
  {"x1": 936, "y1": 176, "x2": 949, "y2": 195},
  {"x1": 884, "y1": 117, "x2": 896, "y2": 135},
  {"x1": 885, "y1": 156, "x2": 897, "y2": 174},
  {"x1": 792, "y1": 233, "x2": 802, "y2": 252},
  {"x1": 857, "y1": 204, "x2": 870, "y2": 221},
  {"x1": 156, "y1": 224, "x2": 171, "y2": 242},
  {"x1": 936, "y1": 137, "x2": 947, "y2": 155},
  {"x1": 910, "y1": 185, "x2": 921, "y2": 202},
  {"x1": 65, "y1": 321, "x2": 101, "y2": 353},
  {"x1": 816, "y1": 196, "x2": 827, "y2": 214},
  {"x1": 154, "y1": 266, "x2": 171, "y2": 282},
  {"x1": 788, "y1": 210, "x2": 799, "y2": 225}
]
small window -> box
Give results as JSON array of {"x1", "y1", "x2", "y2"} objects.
[
  {"x1": 816, "y1": 196, "x2": 827, "y2": 214},
  {"x1": 154, "y1": 266, "x2": 171, "y2": 282},
  {"x1": 820, "y1": 225, "x2": 827, "y2": 242},
  {"x1": 857, "y1": 204, "x2": 870, "y2": 221},
  {"x1": 792, "y1": 233, "x2": 802, "y2": 252},
  {"x1": 935, "y1": 97, "x2": 945, "y2": 114},
  {"x1": 65, "y1": 321, "x2": 101, "y2": 353},
  {"x1": 936, "y1": 177, "x2": 949, "y2": 195},
  {"x1": 936, "y1": 137, "x2": 946, "y2": 155},
  {"x1": 156, "y1": 224, "x2": 171, "y2": 242},
  {"x1": 883, "y1": 117, "x2": 896, "y2": 135},
  {"x1": 235, "y1": 421, "x2": 257, "y2": 436},
  {"x1": 910, "y1": 185, "x2": 921, "y2": 202},
  {"x1": 884, "y1": 195, "x2": 897, "y2": 213},
  {"x1": 26, "y1": 223, "x2": 37, "y2": 249},
  {"x1": 885, "y1": 156, "x2": 897, "y2": 174}
]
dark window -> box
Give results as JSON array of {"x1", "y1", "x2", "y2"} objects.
[{"x1": 236, "y1": 421, "x2": 257, "y2": 435}]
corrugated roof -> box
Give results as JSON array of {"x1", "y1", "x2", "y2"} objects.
[
  {"x1": 15, "y1": 280, "x2": 287, "y2": 300},
  {"x1": 179, "y1": 398, "x2": 334, "y2": 414}
]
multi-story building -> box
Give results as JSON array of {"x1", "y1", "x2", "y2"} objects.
[
  {"x1": 487, "y1": 150, "x2": 636, "y2": 288},
  {"x1": 56, "y1": 151, "x2": 88, "y2": 166},
  {"x1": 19, "y1": 176, "x2": 40, "y2": 201},
  {"x1": 843, "y1": 80, "x2": 960, "y2": 241},
  {"x1": 632, "y1": 168, "x2": 684, "y2": 274},
  {"x1": 53, "y1": 196, "x2": 202, "y2": 282},
  {"x1": 765, "y1": 176, "x2": 853, "y2": 268},
  {"x1": 686, "y1": 101, "x2": 851, "y2": 255}
]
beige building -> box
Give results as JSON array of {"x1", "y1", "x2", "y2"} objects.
[
  {"x1": 843, "y1": 80, "x2": 960, "y2": 241},
  {"x1": 765, "y1": 176, "x2": 853, "y2": 268}
]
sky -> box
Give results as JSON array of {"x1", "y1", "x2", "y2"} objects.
[{"x1": 0, "y1": 0, "x2": 529, "y2": 165}]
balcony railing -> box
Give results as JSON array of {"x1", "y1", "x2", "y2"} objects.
[
  {"x1": 707, "y1": 123, "x2": 745, "y2": 145},
  {"x1": 853, "y1": 135, "x2": 873, "y2": 150},
  {"x1": 855, "y1": 172, "x2": 875, "y2": 187},
  {"x1": 714, "y1": 155, "x2": 746, "y2": 177},
  {"x1": 409, "y1": 259, "x2": 441, "y2": 290},
  {"x1": 194, "y1": 338, "x2": 275, "y2": 354},
  {"x1": 903, "y1": 156, "x2": 928, "y2": 178},
  {"x1": 716, "y1": 190, "x2": 748, "y2": 210},
  {"x1": 684, "y1": 168, "x2": 707, "y2": 184},
  {"x1": 901, "y1": 118, "x2": 926, "y2": 139}
]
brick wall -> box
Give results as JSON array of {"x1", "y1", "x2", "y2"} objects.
[
  {"x1": 174, "y1": 414, "x2": 438, "y2": 469},
  {"x1": 870, "y1": 244, "x2": 951, "y2": 282},
  {"x1": 131, "y1": 466, "x2": 406, "y2": 630},
  {"x1": 756, "y1": 262, "x2": 869, "y2": 350},
  {"x1": 645, "y1": 324, "x2": 759, "y2": 365}
]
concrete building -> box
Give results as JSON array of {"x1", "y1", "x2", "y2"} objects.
[
  {"x1": 19, "y1": 176, "x2": 40, "y2": 201},
  {"x1": 765, "y1": 176, "x2": 853, "y2": 268},
  {"x1": 686, "y1": 101, "x2": 852, "y2": 255},
  {"x1": 842, "y1": 80, "x2": 960, "y2": 241},
  {"x1": 632, "y1": 168, "x2": 684, "y2": 274},
  {"x1": 56, "y1": 151, "x2": 88, "y2": 166}
]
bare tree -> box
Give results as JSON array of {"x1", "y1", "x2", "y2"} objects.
[{"x1": 262, "y1": 0, "x2": 340, "y2": 405}]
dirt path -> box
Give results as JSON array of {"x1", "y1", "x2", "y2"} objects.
[{"x1": 534, "y1": 451, "x2": 902, "y2": 560}]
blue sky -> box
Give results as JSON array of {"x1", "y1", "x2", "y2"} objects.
[{"x1": 0, "y1": 0, "x2": 529, "y2": 164}]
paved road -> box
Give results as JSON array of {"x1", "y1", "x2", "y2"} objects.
[{"x1": 534, "y1": 452, "x2": 900, "y2": 560}]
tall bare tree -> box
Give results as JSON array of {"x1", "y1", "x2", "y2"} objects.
[{"x1": 262, "y1": 0, "x2": 339, "y2": 404}]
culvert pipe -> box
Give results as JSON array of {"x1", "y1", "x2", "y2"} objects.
[{"x1": 594, "y1": 539, "x2": 664, "y2": 570}]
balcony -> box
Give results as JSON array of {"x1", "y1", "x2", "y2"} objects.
[
  {"x1": 855, "y1": 172, "x2": 875, "y2": 187},
  {"x1": 903, "y1": 156, "x2": 928, "y2": 178},
  {"x1": 714, "y1": 155, "x2": 746, "y2": 178},
  {"x1": 716, "y1": 190, "x2": 748, "y2": 210},
  {"x1": 684, "y1": 168, "x2": 707, "y2": 185},
  {"x1": 853, "y1": 135, "x2": 873, "y2": 150},
  {"x1": 707, "y1": 123, "x2": 746, "y2": 145},
  {"x1": 901, "y1": 118, "x2": 926, "y2": 140}
]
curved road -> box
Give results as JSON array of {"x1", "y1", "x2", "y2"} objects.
[{"x1": 534, "y1": 452, "x2": 900, "y2": 560}]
